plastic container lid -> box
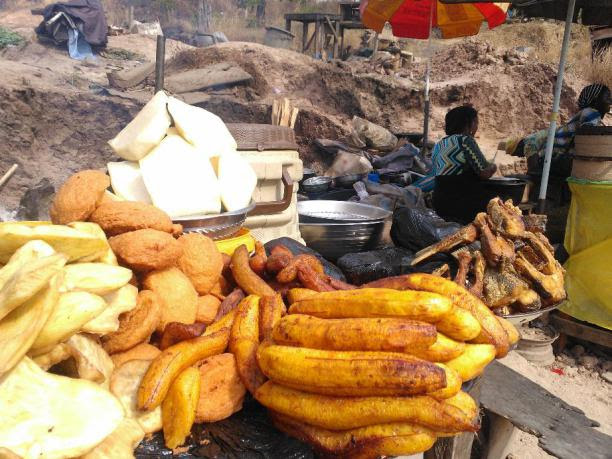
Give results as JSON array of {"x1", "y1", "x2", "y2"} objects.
[{"x1": 215, "y1": 228, "x2": 255, "y2": 256}]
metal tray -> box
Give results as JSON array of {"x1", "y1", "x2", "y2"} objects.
[
  {"x1": 174, "y1": 202, "x2": 256, "y2": 240},
  {"x1": 298, "y1": 200, "x2": 391, "y2": 223},
  {"x1": 502, "y1": 302, "x2": 563, "y2": 325}
]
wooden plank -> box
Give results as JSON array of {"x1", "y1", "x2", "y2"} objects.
[
  {"x1": 302, "y1": 22, "x2": 308, "y2": 52},
  {"x1": 290, "y1": 107, "x2": 299, "y2": 129},
  {"x1": 165, "y1": 62, "x2": 252, "y2": 94},
  {"x1": 481, "y1": 361, "x2": 612, "y2": 459},
  {"x1": 550, "y1": 314, "x2": 612, "y2": 348},
  {"x1": 107, "y1": 61, "x2": 155, "y2": 89}
]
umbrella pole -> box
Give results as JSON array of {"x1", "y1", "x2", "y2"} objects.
[
  {"x1": 422, "y1": 1, "x2": 435, "y2": 153},
  {"x1": 537, "y1": 0, "x2": 576, "y2": 214}
]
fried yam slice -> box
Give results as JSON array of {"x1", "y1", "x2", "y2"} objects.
[
  {"x1": 89, "y1": 200, "x2": 176, "y2": 236},
  {"x1": 176, "y1": 233, "x2": 223, "y2": 295},
  {"x1": 196, "y1": 294, "x2": 220, "y2": 324},
  {"x1": 143, "y1": 267, "x2": 198, "y2": 332},
  {"x1": 102, "y1": 290, "x2": 162, "y2": 354},
  {"x1": 110, "y1": 229, "x2": 182, "y2": 273},
  {"x1": 50, "y1": 170, "x2": 110, "y2": 224},
  {"x1": 194, "y1": 353, "x2": 246, "y2": 423}
]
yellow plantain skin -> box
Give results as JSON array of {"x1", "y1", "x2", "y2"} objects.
[
  {"x1": 203, "y1": 309, "x2": 236, "y2": 336},
  {"x1": 286, "y1": 288, "x2": 317, "y2": 304},
  {"x1": 137, "y1": 329, "x2": 229, "y2": 411},
  {"x1": 428, "y1": 364, "x2": 462, "y2": 400},
  {"x1": 270, "y1": 412, "x2": 436, "y2": 459},
  {"x1": 257, "y1": 344, "x2": 446, "y2": 396},
  {"x1": 259, "y1": 294, "x2": 284, "y2": 342},
  {"x1": 162, "y1": 366, "x2": 200, "y2": 450},
  {"x1": 255, "y1": 382, "x2": 479, "y2": 432},
  {"x1": 288, "y1": 288, "x2": 452, "y2": 323},
  {"x1": 272, "y1": 314, "x2": 436, "y2": 352},
  {"x1": 398, "y1": 274, "x2": 510, "y2": 358},
  {"x1": 229, "y1": 295, "x2": 266, "y2": 395},
  {"x1": 407, "y1": 333, "x2": 465, "y2": 362},
  {"x1": 435, "y1": 307, "x2": 481, "y2": 341},
  {"x1": 496, "y1": 317, "x2": 520, "y2": 346},
  {"x1": 445, "y1": 344, "x2": 496, "y2": 381},
  {"x1": 444, "y1": 390, "x2": 479, "y2": 422}
]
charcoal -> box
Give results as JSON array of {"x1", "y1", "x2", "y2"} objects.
[
  {"x1": 265, "y1": 237, "x2": 346, "y2": 282},
  {"x1": 337, "y1": 247, "x2": 414, "y2": 285}
]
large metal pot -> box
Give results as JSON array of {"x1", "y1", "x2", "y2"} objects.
[{"x1": 298, "y1": 201, "x2": 391, "y2": 260}]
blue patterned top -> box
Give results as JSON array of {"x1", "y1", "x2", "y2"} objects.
[{"x1": 413, "y1": 134, "x2": 488, "y2": 192}]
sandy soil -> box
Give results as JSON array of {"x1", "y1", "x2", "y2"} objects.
[{"x1": 500, "y1": 350, "x2": 612, "y2": 457}]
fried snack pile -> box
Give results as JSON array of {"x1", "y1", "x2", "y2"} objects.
[
  {"x1": 0, "y1": 170, "x2": 521, "y2": 458},
  {"x1": 411, "y1": 198, "x2": 566, "y2": 315}
]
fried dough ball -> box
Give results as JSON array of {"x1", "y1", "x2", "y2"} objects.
[
  {"x1": 50, "y1": 170, "x2": 110, "y2": 224},
  {"x1": 110, "y1": 343, "x2": 161, "y2": 368},
  {"x1": 102, "y1": 290, "x2": 163, "y2": 355},
  {"x1": 109, "y1": 229, "x2": 182, "y2": 272},
  {"x1": 176, "y1": 233, "x2": 223, "y2": 295},
  {"x1": 90, "y1": 201, "x2": 180, "y2": 236},
  {"x1": 196, "y1": 295, "x2": 221, "y2": 325},
  {"x1": 194, "y1": 353, "x2": 246, "y2": 423},
  {"x1": 142, "y1": 267, "x2": 198, "y2": 332}
]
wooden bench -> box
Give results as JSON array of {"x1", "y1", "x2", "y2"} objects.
[{"x1": 480, "y1": 361, "x2": 612, "y2": 459}]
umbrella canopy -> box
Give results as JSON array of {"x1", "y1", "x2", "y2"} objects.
[
  {"x1": 441, "y1": 0, "x2": 612, "y2": 26},
  {"x1": 360, "y1": 0, "x2": 508, "y2": 39}
]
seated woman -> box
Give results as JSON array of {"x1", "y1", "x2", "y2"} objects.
[
  {"x1": 506, "y1": 83, "x2": 610, "y2": 177},
  {"x1": 414, "y1": 105, "x2": 496, "y2": 192}
]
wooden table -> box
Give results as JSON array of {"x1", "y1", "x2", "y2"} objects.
[{"x1": 284, "y1": 13, "x2": 341, "y2": 59}]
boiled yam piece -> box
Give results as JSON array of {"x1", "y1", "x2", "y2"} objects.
[
  {"x1": 167, "y1": 97, "x2": 237, "y2": 157},
  {"x1": 108, "y1": 91, "x2": 171, "y2": 161},
  {"x1": 107, "y1": 161, "x2": 152, "y2": 203},
  {"x1": 139, "y1": 134, "x2": 222, "y2": 218},
  {"x1": 215, "y1": 151, "x2": 257, "y2": 212}
]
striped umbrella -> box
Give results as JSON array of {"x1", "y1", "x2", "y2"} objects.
[
  {"x1": 360, "y1": 0, "x2": 508, "y2": 149},
  {"x1": 360, "y1": 0, "x2": 508, "y2": 39}
]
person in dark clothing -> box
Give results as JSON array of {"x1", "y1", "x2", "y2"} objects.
[{"x1": 414, "y1": 105, "x2": 497, "y2": 192}]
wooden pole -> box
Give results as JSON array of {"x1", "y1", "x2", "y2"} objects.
[
  {"x1": 155, "y1": 35, "x2": 166, "y2": 93},
  {"x1": 127, "y1": 5, "x2": 134, "y2": 31},
  {"x1": 302, "y1": 22, "x2": 308, "y2": 52},
  {"x1": 333, "y1": 21, "x2": 340, "y2": 59},
  {"x1": 314, "y1": 20, "x2": 320, "y2": 59}
]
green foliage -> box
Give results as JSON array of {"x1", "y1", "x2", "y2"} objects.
[{"x1": 0, "y1": 27, "x2": 24, "y2": 49}]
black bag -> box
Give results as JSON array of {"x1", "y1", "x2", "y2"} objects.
[{"x1": 391, "y1": 206, "x2": 461, "y2": 252}]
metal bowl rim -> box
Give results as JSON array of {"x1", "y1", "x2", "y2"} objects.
[
  {"x1": 173, "y1": 201, "x2": 256, "y2": 222},
  {"x1": 298, "y1": 200, "x2": 392, "y2": 221}
]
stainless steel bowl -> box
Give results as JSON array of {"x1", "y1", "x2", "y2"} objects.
[
  {"x1": 299, "y1": 220, "x2": 387, "y2": 260},
  {"x1": 173, "y1": 202, "x2": 256, "y2": 240},
  {"x1": 302, "y1": 176, "x2": 332, "y2": 194},
  {"x1": 298, "y1": 201, "x2": 391, "y2": 260},
  {"x1": 502, "y1": 302, "x2": 563, "y2": 326},
  {"x1": 298, "y1": 200, "x2": 391, "y2": 223}
]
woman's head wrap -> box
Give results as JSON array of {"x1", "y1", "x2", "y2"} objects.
[{"x1": 578, "y1": 84, "x2": 609, "y2": 109}]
